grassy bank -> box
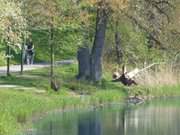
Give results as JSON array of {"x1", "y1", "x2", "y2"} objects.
[
  {"x1": 0, "y1": 64, "x2": 179, "y2": 135},
  {"x1": 128, "y1": 85, "x2": 180, "y2": 98},
  {"x1": 0, "y1": 88, "x2": 125, "y2": 135},
  {"x1": 0, "y1": 64, "x2": 126, "y2": 135}
]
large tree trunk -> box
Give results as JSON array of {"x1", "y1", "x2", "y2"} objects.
[
  {"x1": 77, "y1": 46, "x2": 90, "y2": 80},
  {"x1": 90, "y1": 3, "x2": 109, "y2": 82}
]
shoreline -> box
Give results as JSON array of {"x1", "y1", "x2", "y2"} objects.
[
  {"x1": 0, "y1": 89, "x2": 125, "y2": 135},
  {"x1": 1, "y1": 84, "x2": 180, "y2": 135},
  {"x1": 0, "y1": 65, "x2": 179, "y2": 135}
]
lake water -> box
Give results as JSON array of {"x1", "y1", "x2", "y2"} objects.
[{"x1": 25, "y1": 98, "x2": 180, "y2": 135}]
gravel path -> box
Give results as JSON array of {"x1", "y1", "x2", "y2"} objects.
[
  {"x1": 0, "y1": 60, "x2": 75, "y2": 75},
  {"x1": 0, "y1": 60, "x2": 74, "y2": 89},
  {"x1": 0, "y1": 64, "x2": 49, "y2": 75}
]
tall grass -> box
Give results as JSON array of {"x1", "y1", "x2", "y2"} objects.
[
  {"x1": 136, "y1": 64, "x2": 180, "y2": 86},
  {"x1": 104, "y1": 63, "x2": 180, "y2": 98}
]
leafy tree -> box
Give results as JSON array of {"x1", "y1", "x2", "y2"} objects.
[
  {"x1": 125, "y1": 0, "x2": 180, "y2": 59},
  {"x1": 0, "y1": 0, "x2": 26, "y2": 75},
  {"x1": 21, "y1": 0, "x2": 62, "y2": 90},
  {"x1": 22, "y1": 0, "x2": 85, "y2": 90},
  {"x1": 104, "y1": 0, "x2": 180, "y2": 66},
  {"x1": 77, "y1": 0, "x2": 128, "y2": 82}
]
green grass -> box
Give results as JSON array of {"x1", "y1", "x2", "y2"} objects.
[
  {"x1": 0, "y1": 89, "x2": 80, "y2": 135},
  {"x1": 128, "y1": 85, "x2": 180, "y2": 98},
  {"x1": 0, "y1": 89, "x2": 125, "y2": 135},
  {"x1": 0, "y1": 64, "x2": 126, "y2": 135},
  {"x1": 0, "y1": 64, "x2": 179, "y2": 135},
  {"x1": 0, "y1": 64, "x2": 127, "y2": 93}
]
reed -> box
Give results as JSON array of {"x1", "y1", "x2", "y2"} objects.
[{"x1": 136, "y1": 64, "x2": 180, "y2": 86}]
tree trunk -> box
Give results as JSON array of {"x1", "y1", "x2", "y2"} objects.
[
  {"x1": 115, "y1": 30, "x2": 123, "y2": 66},
  {"x1": 20, "y1": 33, "x2": 26, "y2": 75},
  {"x1": 90, "y1": 3, "x2": 109, "y2": 82},
  {"x1": 6, "y1": 45, "x2": 10, "y2": 76},
  {"x1": 49, "y1": 27, "x2": 55, "y2": 89},
  {"x1": 20, "y1": 43, "x2": 24, "y2": 75},
  {"x1": 77, "y1": 47, "x2": 90, "y2": 80}
]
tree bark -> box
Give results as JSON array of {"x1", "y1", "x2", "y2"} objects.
[
  {"x1": 20, "y1": 32, "x2": 26, "y2": 75},
  {"x1": 90, "y1": 3, "x2": 109, "y2": 82},
  {"x1": 6, "y1": 45, "x2": 10, "y2": 76},
  {"x1": 77, "y1": 47, "x2": 90, "y2": 80},
  {"x1": 115, "y1": 26, "x2": 123, "y2": 66},
  {"x1": 20, "y1": 43, "x2": 24, "y2": 75},
  {"x1": 49, "y1": 27, "x2": 55, "y2": 90}
]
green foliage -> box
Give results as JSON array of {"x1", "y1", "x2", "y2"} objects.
[
  {"x1": 128, "y1": 85, "x2": 180, "y2": 98},
  {"x1": 0, "y1": 52, "x2": 6, "y2": 66},
  {"x1": 0, "y1": 0, "x2": 179, "y2": 66},
  {"x1": 0, "y1": 0, "x2": 26, "y2": 49},
  {"x1": 105, "y1": 17, "x2": 166, "y2": 66}
]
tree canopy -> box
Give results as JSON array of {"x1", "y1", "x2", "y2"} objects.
[
  {"x1": 0, "y1": 0, "x2": 179, "y2": 73},
  {"x1": 0, "y1": 0, "x2": 26, "y2": 49}
]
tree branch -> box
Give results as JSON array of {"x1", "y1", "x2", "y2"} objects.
[
  {"x1": 154, "y1": 0, "x2": 174, "y2": 8},
  {"x1": 152, "y1": 2, "x2": 170, "y2": 23},
  {"x1": 145, "y1": 0, "x2": 171, "y2": 23},
  {"x1": 120, "y1": 10, "x2": 168, "y2": 50}
]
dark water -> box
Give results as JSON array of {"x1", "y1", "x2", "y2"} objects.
[{"x1": 25, "y1": 98, "x2": 180, "y2": 135}]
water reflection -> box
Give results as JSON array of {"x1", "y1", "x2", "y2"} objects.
[
  {"x1": 25, "y1": 98, "x2": 180, "y2": 135},
  {"x1": 78, "y1": 112, "x2": 101, "y2": 135},
  {"x1": 124, "y1": 100, "x2": 180, "y2": 135}
]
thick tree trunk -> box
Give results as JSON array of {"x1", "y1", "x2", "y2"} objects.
[
  {"x1": 77, "y1": 47, "x2": 90, "y2": 80},
  {"x1": 90, "y1": 4, "x2": 108, "y2": 82}
]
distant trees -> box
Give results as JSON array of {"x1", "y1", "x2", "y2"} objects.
[
  {"x1": 22, "y1": 0, "x2": 62, "y2": 90},
  {"x1": 0, "y1": 0, "x2": 26, "y2": 45},
  {"x1": 1, "y1": 0, "x2": 179, "y2": 84},
  {"x1": 102, "y1": 0, "x2": 180, "y2": 67},
  {"x1": 127, "y1": 0, "x2": 180, "y2": 55}
]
